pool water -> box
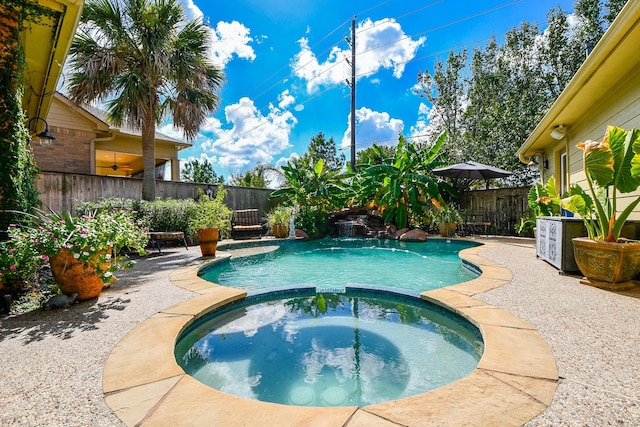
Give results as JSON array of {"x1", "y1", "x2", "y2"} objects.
[
  {"x1": 200, "y1": 238, "x2": 479, "y2": 292},
  {"x1": 175, "y1": 288, "x2": 483, "y2": 407}
]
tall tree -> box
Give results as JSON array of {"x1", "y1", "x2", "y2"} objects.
[
  {"x1": 229, "y1": 164, "x2": 269, "y2": 188},
  {"x1": 66, "y1": 0, "x2": 224, "y2": 200},
  {"x1": 181, "y1": 159, "x2": 223, "y2": 184},
  {"x1": 415, "y1": 51, "x2": 468, "y2": 163},
  {"x1": 296, "y1": 132, "x2": 345, "y2": 170}
]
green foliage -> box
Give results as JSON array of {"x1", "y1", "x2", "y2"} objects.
[
  {"x1": 561, "y1": 126, "x2": 640, "y2": 242},
  {"x1": 189, "y1": 187, "x2": 232, "y2": 238},
  {"x1": 7, "y1": 208, "x2": 149, "y2": 284},
  {"x1": 527, "y1": 176, "x2": 562, "y2": 217},
  {"x1": 356, "y1": 133, "x2": 452, "y2": 229},
  {"x1": 181, "y1": 159, "x2": 224, "y2": 184},
  {"x1": 0, "y1": 2, "x2": 42, "y2": 231},
  {"x1": 266, "y1": 205, "x2": 293, "y2": 227},
  {"x1": 229, "y1": 164, "x2": 269, "y2": 188},
  {"x1": 271, "y1": 158, "x2": 351, "y2": 238},
  {"x1": 414, "y1": 1, "x2": 616, "y2": 187},
  {"x1": 356, "y1": 143, "x2": 396, "y2": 167},
  {"x1": 67, "y1": 0, "x2": 224, "y2": 200},
  {"x1": 0, "y1": 226, "x2": 46, "y2": 288},
  {"x1": 296, "y1": 132, "x2": 345, "y2": 170}
]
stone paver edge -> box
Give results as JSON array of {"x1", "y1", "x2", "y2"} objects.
[{"x1": 102, "y1": 239, "x2": 559, "y2": 426}]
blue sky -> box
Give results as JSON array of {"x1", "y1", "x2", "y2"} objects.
[{"x1": 161, "y1": 0, "x2": 575, "y2": 179}]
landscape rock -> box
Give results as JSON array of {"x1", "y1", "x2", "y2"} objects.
[{"x1": 399, "y1": 229, "x2": 429, "y2": 241}]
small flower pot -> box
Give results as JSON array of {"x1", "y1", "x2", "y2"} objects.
[{"x1": 272, "y1": 224, "x2": 289, "y2": 238}]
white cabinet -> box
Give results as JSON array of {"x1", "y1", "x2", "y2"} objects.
[
  {"x1": 536, "y1": 217, "x2": 640, "y2": 273},
  {"x1": 536, "y1": 217, "x2": 585, "y2": 274}
]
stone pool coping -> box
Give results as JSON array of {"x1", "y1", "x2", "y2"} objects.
[{"x1": 103, "y1": 240, "x2": 558, "y2": 426}]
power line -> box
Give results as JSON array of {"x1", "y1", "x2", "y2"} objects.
[{"x1": 210, "y1": 0, "x2": 532, "y2": 151}]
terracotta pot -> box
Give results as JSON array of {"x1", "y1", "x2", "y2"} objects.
[
  {"x1": 197, "y1": 228, "x2": 219, "y2": 256},
  {"x1": 439, "y1": 223, "x2": 457, "y2": 237},
  {"x1": 272, "y1": 224, "x2": 289, "y2": 238},
  {"x1": 49, "y1": 248, "x2": 111, "y2": 301},
  {"x1": 573, "y1": 237, "x2": 640, "y2": 289}
]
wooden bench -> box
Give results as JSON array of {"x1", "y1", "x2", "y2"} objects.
[
  {"x1": 231, "y1": 209, "x2": 263, "y2": 239},
  {"x1": 148, "y1": 231, "x2": 188, "y2": 254}
]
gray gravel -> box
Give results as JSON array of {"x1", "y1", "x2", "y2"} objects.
[{"x1": 0, "y1": 238, "x2": 639, "y2": 426}]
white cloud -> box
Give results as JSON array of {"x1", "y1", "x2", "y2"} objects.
[
  {"x1": 209, "y1": 21, "x2": 256, "y2": 67},
  {"x1": 179, "y1": 1, "x2": 255, "y2": 68},
  {"x1": 408, "y1": 102, "x2": 430, "y2": 136},
  {"x1": 292, "y1": 18, "x2": 425, "y2": 93},
  {"x1": 195, "y1": 97, "x2": 298, "y2": 171},
  {"x1": 278, "y1": 90, "x2": 296, "y2": 109},
  {"x1": 341, "y1": 107, "x2": 404, "y2": 150}
]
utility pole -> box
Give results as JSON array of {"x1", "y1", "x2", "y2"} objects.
[{"x1": 345, "y1": 16, "x2": 356, "y2": 172}]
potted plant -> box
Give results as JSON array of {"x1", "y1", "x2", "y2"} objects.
[
  {"x1": 266, "y1": 205, "x2": 293, "y2": 238},
  {"x1": 189, "y1": 187, "x2": 232, "y2": 256},
  {"x1": 12, "y1": 208, "x2": 149, "y2": 300},
  {"x1": 561, "y1": 125, "x2": 640, "y2": 288},
  {"x1": 431, "y1": 200, "x2": 461, "y2": 237}
]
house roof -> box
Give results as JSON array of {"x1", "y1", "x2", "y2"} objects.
[
  {"x1": 22, "y1": 0, "x2": 84, "y2": 124},
  {"x1": 517, "y1": 1, "x2": 640, "y2": 163},
  {"x1": 54, "y1": 92, "x2": 191, "y2": 148}
]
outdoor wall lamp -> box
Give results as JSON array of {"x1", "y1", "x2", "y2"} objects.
[
  {"x1": 550, "y1": 124, "x2": 566, "y2": 140},
  {"x1": 528, "y1": 153, "x2": 548, "y2": 170},
  {"x1": 27, "y1": 117, "x2": 56, "y2": 147}
]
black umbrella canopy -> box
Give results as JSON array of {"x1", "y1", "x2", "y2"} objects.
[{"x1": 431, "y1": 161, "x2": 512, "y2": 180}]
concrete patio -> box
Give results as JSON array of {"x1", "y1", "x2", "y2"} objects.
[{"x1": 0, "y1": 237, "x2": 638, "y2": 426}]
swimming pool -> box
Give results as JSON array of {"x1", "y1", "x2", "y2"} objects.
[
  {"x1": 200, "y1": 238, "x2": 480, "y2": 292},
  {"x1": 175, "y1": 287, "x2": 484, "y2": 407}
]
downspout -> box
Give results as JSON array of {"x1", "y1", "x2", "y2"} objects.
[{"x1": 90, "y1": 134, "x2": 115, "y2": 174}]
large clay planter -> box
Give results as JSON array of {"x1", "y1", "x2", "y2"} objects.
[
  {"x1": 49, "y1": 248, "x2": 110, "y2": 301},
  {"x1": 197, "y1": 228, "x2": 219, "y2": 256},
  {"x1": 439, "y1": 223, "x2": 457, "y2": 237},
  {"x1": 573, "y1": 237, "x2": 640, "y2": 289},
  {"x1": 272, "y1": 224, "x2": 289, "y2": 238}
]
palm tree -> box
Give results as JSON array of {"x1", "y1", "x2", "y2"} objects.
[{"x1": 66, "y1": 0, "x2": 224, "y2": 200}]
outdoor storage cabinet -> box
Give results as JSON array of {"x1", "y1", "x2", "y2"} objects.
[{"x1": 536, "y1": 217, "x2": 585, "y2": 274}]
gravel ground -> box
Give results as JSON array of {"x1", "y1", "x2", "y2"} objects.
[{"x1": 0, "y1": 238, "x2": 639, "y2": 426}]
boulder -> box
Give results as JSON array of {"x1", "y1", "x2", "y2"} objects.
[
  {"x1": 399, "y1": 229, "x2": 428, "y2": 242},
  {"x1": 295, "y1": 229, "x2": 309, "y2": 240},
  {"x1": 392, "y1": 227, "x2": 410, "y2": 239}
]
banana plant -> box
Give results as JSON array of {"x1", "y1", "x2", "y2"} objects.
[
  {"x1": 357, "y1": 132, "x2": 454, "y2": 229},
  {"x1": 270, "y1": 157, "x2": 352, "y2": 237}
]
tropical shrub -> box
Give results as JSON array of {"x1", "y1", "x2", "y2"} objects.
[
  {"x1": 356, "y1": 133, "x2": 453, "y2": 229},
  {"x1": 189, "y1": 187, "x2": 232, "y2": 238},
  {"x1": 271, "y1": 158, "x2": 352, "y2": 238}
]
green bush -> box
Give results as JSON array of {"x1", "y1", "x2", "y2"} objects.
[
  {"x1": 76, "y1": 197, "x2": 198, "y2": 235},
  {"x1": 140, "y1": 198, "x2": 197, "y2": 235}
]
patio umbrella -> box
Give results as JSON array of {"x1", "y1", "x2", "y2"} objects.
[{"x1": 431, "y1": 161, "x2": 512, "y2": 180}]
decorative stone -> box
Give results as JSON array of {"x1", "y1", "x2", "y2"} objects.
[
  {"x1": 295, "y1": 229, "x2": 309, "y2": 240},
  {"x1": 392, "y1": 228, "x2": 410, "y2": 239},
  {"x1": 399, "y1": 229, "x2": 428, "y2": 241},
  {"x1": 44, "y1": 293, "x2": 78, "y2": 310}
]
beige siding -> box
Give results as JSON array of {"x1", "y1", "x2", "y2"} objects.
[{"x1": 567, "y1": 66, "x2": 640, "y2": 220}]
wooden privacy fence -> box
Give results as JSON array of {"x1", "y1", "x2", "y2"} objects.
[
  {"x1": 37, "y1": 172, "x2": 530, "y2": 236},
  {"x1": 37, "y1": 172, "x2": 275, "y2": 216},
  {"x1": 459, "y1": 187, "x2": 530, "y2": 236}
]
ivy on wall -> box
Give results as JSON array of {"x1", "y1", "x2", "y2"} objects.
[{"x1": 0, "y1": 1, "x2": 55, "y2": 233}]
